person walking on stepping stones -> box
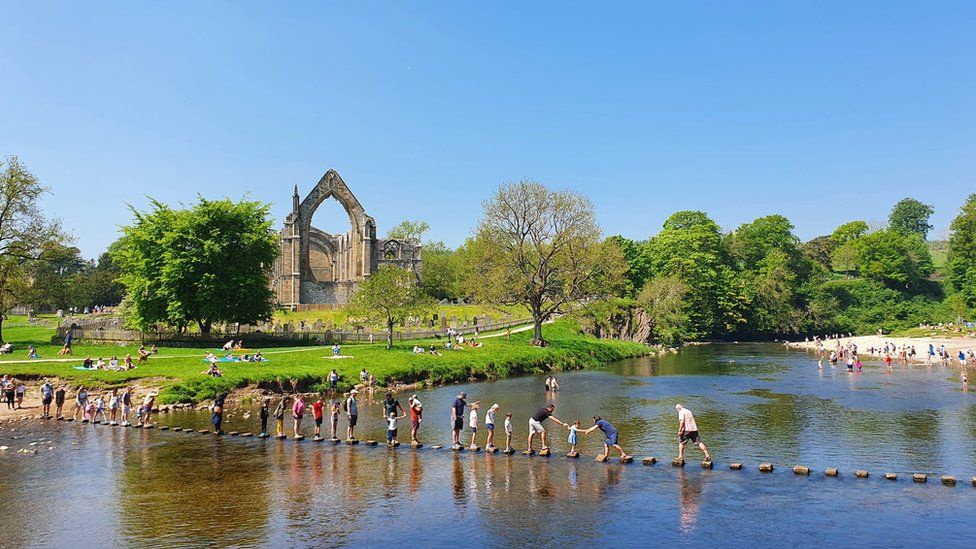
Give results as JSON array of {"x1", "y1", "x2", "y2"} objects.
[
  {"x1": 212, "y1": 393, "x2": 227, "y2": 435},
  {"x1": 312, "y1": 395, "x2": 324, "y2": 439},
  {"x1": 54, "y1": 385, "x2": 66, "y2": 419},
  {"x1": 675, "y1": 404, "x2": 711, "y2": 464},
  {"x1": 450, "y1": 392, "x2": 477, "y2": 449},
  {"x1": 527, "y1": 403, "x2": 567, "y2": 453},
  {"x1": 408, "y1": 395, "x2": 423, "y2": 444},
  {"x1": 274, "y1": 396, "x2": 288, "y2": 438},
  {"x1": 383, "y1": 391, "x2": 405, "y2": 423},
  {"x1": 345, "y1": 389, "x2": 359, "y2": 440},
  {"x1": 292, "y1": 394, "x2": 305, "y2": 438},
  {"x1": 580, "y1": 416, "x2": 630, "y2": 461},
  {"x1": 259, "y1": 398, "x2": 270, "y2": 437},
  {"x1": 40, "y1": 380, "x2": 53, "y2": 418}
]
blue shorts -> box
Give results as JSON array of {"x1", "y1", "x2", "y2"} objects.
[
  {"x1": 486, "y1": 423, "x2": 494, "y2": 431},
  {"x1": 605, "y1": 433, "x2": 618, "y2": 446},
  {"x1": 470, "y1": 426, "x2": 478, "y2": 433}
]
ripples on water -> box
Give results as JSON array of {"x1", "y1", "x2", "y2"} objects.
[{"x1": 2, "y1": 343, "x2": 976, "y2": 547}]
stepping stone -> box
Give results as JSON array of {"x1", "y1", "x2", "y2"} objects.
[
  {"x1": 566, "y1": 451, "x2": 579, "y2": 459},
  {"x1": 276, "y1": 434, "x2": 287, "y2": 439},
  {"x1": 700, "y1": 460, "x2": 713, "y2": 469},
  {"x1": 759, "y1": 463, "x2": 774, "y2": 473},
  {"x1": 411, "y1": 441, "x2": 424, "y2": 448},
  {"x1": 110, "y1": 422, "x2": 118, "y2": 426},
  {"x1": 595, "y1": 454, "x2": 608, "y2": 462},
  {"x1": 452, "y1": 444, "x2": 464, "y2": 452},
  {"x1": 294, "y1": 435, "x2": 305, "y2": 441},
  {"x1": 56, "y1": 417, "x2": 64, "y2": 421},
  {"x1": 241, "y1": 432, "x2": 254, "y2": 437},
  {"x1": 393, "y1": 441, "x2": 400, "y2": 447},
  {"x1": 329, "y1": 438, "x2": 340, "y2": 444},
  {"x1": 538, "y1": 448, "x2": 551, "y2": 457},
  {"x1": 522, "y1": 449, "x2": 535, "y2": 456},
  {"x1": 66, "y1": 418, "x2": 74, "y2": 422},
  {"x1": 855, "y1": 470, "x2": 869, "y2": 478},
  {"x1": 671, "y1": 458, "x2": 685, "y2": 467},
  {"x1": 469, "y1": 446, "x2": 481, "y2": 452},
  {"x1": 133, "y1": 425, "x2": 143, "y2": 429},
  {"x1": 82, "y1": 420, "x2": 89, "y2": 424},
  {"x1": 431, "y1": 445, "x2": 443, "y2": 449},
  {"x1": 145, "y1": 425, "x2": 155, "y2": 430},
  {"x1": 229, "y1": 431, "x2": 240, "y2": 436},
  {"x1": 913, "y1": 473, "x2": 927, "y2": 483},
  {"x1": 346, "y1": 439, "x2": 359, "y2": 445},
  {"x1": 885, "y1": 473, "x2": 897, "y2": 481},
  {"x1": 971, "y1": 477, "x2": 976, "y2": 487},
  {"x1": 729, "y1": 463, "x2": 743, "y2": 470},
  {"x1": 198, "y1": 429, "x2": 209, "y2": 434},
  {"x1": 793, "y1": 465, "x2": 810, "y2": 475},
  {"x1": 313, "y1": 436, "x2": 323, "y2": 442},
  {"x1": 159, "y1": 426, "x2": 169, "y2": 431},
  {"x1": 364, "y1": 440, "x2": 377, "y2": 446},
  {"x1": 825, "y1": 468, "x2": 839, "y2": 477},
  {"x1": 502, "y1": 448, "x2": 515, "y2": 454},
  {"x1": 642, "y1": 457, "x2": 657, "y2": 466},
  {"x1": 486, "y1": 446, "x2": 498, "y2": 453},
  {"x1": 620, "y1": 456, "x2": 634, "y2": 464},
  {"x1": 259, "y1": 433, "x2": 270, "y2": 439},
  {"x1": 942, "y1": 476, "x2": 956, "y2": 486}
]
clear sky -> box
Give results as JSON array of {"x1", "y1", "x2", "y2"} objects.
[{"x1": 2, "y1": 1, "x2": 974, "y2": 258}]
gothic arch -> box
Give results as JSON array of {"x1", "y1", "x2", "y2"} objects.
[{"x1": 297, "y1": 170, "x2": 374, "y2": 282}]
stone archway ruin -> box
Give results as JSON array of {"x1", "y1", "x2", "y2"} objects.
[{"x1": 273, "y1": 169, "x2": 422, "y2": 310}]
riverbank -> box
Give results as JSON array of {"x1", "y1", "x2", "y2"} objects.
[
  {"x1": 0, "y1": 319, "x2": 650, "y2": 410},
  {"x1": 785, "y1": 333, "x2": 976, "y2": 361}
]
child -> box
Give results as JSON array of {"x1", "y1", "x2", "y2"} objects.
[
  {"x1": 387, "y1": 410, "x2": 405, "y2": 445},
  {"x1": 85, "y1": 401, "x2": 95, "y2": 423},
  {"x1": 469, "y1": 402, "x2": 480, "y2": 449},
  {"x1": 504, "y1": 412, "x2": 514, "y2": 452},
  {"x1": 568, "y1": 420, "x2": 581, "y2": 454},
  {"x1": 274, "y1": 396, "x2": 288, "y2": 438},
  {"x1": 93, "y1": 395, "x2": 106, "y2": 422},
  {"x1": 330, "y1": 400, "x2": 341, "y2": 440},
  {"x1": 312, "y1": 395, "x2": 324, "y2": 439},
  {"x1": 108, "y1": 389, "x2": 119, "y2": 424},
  {"x1": 259, "y1": 398, "x2": 270, "y2": 437},
  {"x1": 485, "y1": 403, "x2": 499, "y2": 450}
]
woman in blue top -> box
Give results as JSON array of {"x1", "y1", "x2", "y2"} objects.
[{"x1": 580, "y1": 416, "x2": 630, "y2": 461}]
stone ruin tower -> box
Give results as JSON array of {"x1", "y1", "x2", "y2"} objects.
[{"x1": 273, "y1": 169, "x2": 422, "y2": 310}]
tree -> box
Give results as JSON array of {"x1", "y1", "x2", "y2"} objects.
[
  {"x1": 802, "y1": 235, "x2": 834, "y2": 271},
  {"x1": 387, "y1": 220, "x2": 430, "y2": 242},
  {"x1": 831, "y1": 220, "x2": 869, "y2": 246},
  {"x1": 606, "y1": 235, "x2": 652, "y2": 297},
  {"x1": 855, "y1": 230, "x2": 933, "y2": 290},
  {"x1": 637, "y1": 275, "x2": 689, "y2": 345},
  {"x1": 113, "y1": 197, "x2": 279, "y2": 334},
  {"x1": 28, "y1": 242, "x2": 86, "y2": 310},
  {"x1": 889, "y1": 198, "x2": 934, "y2": 239},
  {"x1": 727, "y1": 214, "x2": 802, "y2": 272},
  {"x1": 947, "y1": 194, "x2": 976, "y2": 307},
  {"x1": 348, "y1": 265, "x2": 433, "y2": 349},
  {"x1": 467, "y1": 180, "x2": 625, "y2": 346},
  {"x1": 420, "y1": 241, "x2": 463, "y2": 301},
  {"x1": 0, "y1": 156, "x2": 64, "y2": 340},
  {"x1": 646, "y1": 211, "x2": 741, "y2": 339}
]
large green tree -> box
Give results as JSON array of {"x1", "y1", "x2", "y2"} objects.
[
  {"x1": 637, "y1": 275, "x2": 689, "y2": 345},
  {"x1": 113, "y1": 197, "x2": 279, "y2": 334},
  {"x1": 855, "y1": 229, "x2": 933, "y2": 290},
  {"x1": 606, "y1": 235, "x2": 652, "y2": 297},
  {"x1": 348, "y1": 265, "x2": 433, "y2": 349},
  {"x1": 889, "y1": 198, "x2": 934, "y2": 238},
  {"x1": 420, "y1": 241, "x2": 464, "y2": 301},
  {"x1": 467, "y1": 180, "x2": 625, "y2": 345},
  {"x1": 0, "y1": 156, "x2": 64, "y2": 340},
  {"x1": 947, "y1": 194, "x2": 976, "y2": 307},
  {"x1": 386, "y1": 220, "x2": 430, "y2": 241}
]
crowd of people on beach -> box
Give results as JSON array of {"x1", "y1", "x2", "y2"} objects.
[{"x1": 803, "y1": 334, "x2": 974, "y2": 380}]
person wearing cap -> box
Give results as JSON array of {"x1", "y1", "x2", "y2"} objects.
[
  {"x1": 485, "y1": 403, "x2": 500, "y2": 451},
  {"x1": 408, "y1": 395, "x2": 423, "y2": 443},
  {"x1": 345, "y1": 389, "x2": 359, "y2": 440}
]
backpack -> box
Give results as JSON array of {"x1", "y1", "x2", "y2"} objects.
[{"x1": 342, "y1": 398, "x2": 348, "y2": 412}]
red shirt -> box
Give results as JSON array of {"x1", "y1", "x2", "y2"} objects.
[
  {"x1": 410, "y1": 404, "x2": 422, "y2": 422},
  {"x1": 313, "y1": 401, "x2": 324, "y2": 419}
]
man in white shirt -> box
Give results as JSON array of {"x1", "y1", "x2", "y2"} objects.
[{"x1": 676, "y1": 404, "x2": 711, "y2": 463}]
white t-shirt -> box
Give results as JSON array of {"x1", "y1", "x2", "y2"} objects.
[
  {"x1": 678, "y1": 408, "x2": 698, "y2": 432},
  {"x1": 387, "y1": 417, "x2": 397, "y2": 430},
  {"x1": 469, "y1": 409, "x2": 478, "y2": 428},
  {"x1": 504, "y1": 417, "x2": 512, "y2": 434},
  {"x1": 486, "y1": 409, "x2": 495, "y2": 425}
]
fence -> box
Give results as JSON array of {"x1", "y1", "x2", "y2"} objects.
[{"x1": 55, "y1": 317, "x2": 534, "y2": 347}]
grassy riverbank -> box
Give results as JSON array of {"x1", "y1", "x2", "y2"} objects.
[{"x1": 0, "y1": 319, "x2": 649, "y2": 404}]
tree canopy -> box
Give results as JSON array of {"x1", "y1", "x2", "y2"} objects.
[
  {"x1": 113, "y1": 197, "x2": 279, "y2": 334},
  {"x1": 348, "y1": 265, "x2": 432, "y2": 349},
  {"x1": 889, "y1": 198, "x2": 934, "y2": 238},
  {"x1": 387, "y1": 220, "x2": 430, "y2": 242},
  {"x1": 947, "y1": 194, "x2": 976, "y2": 307}
]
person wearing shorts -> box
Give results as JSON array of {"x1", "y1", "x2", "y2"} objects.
[
  {"x1": 312, "y1": 396, "x2": 324, "y2": 439},
  {"x1": 676, "y1": 404, "x2": 711, "y2": 463},
  {"x1": 527, "y1": 404, "x2": 566, "y2": 452},
  {"x1": 451, "y1": 392, "x2": 477, "y2": 448},
  {"x1": 54, "y1": 386, "x2": 66, "y2": 419},
  {"x1": 409, "y1": 395, "x2": 423, "y2": 443},
  {"x1": 345, "y1": 390, "x2": 359, "y2": 440},
  {"x1": 485, "y1": 403, "x2": 499, "y2": 450},
  {"x1": 581, "y1": 416, "x2": 630, "y2": 461},
  {"x1": 40, "y1": 381, "x2": 53, "y2": 418}
]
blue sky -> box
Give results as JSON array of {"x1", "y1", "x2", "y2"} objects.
[{"x1": 1, "y1": 1, "x2": 974, "y2": 258}]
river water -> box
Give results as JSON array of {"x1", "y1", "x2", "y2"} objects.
[{"x1": 2, "y1": 343, "x2": 976, "y2": 547}]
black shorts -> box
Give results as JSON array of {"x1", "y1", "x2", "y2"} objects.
[
  {"x1": 453, "y1": 417, "x2": 464, "y2": 431},
  {"x1": 680, "y1": 431, "x2": 701, "y2": 444},
  {"x1": 348, "y1": 414, "x2": 358, "y2": 427},
  {"x1": 42, "y1": 397, "x2": 52, "y2": 405},
  {"x1": 315, "y1": 417, "x2": 323, "y2": 426}
]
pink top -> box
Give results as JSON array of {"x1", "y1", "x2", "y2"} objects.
[{"x1": 292, "y1": 399, "x2": 305, "y2": 417}]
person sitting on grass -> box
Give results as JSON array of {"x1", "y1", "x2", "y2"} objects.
[
  {"x1": 83, "y1": 356, "x2": 94, "y2": 369},
  {"x1": 124, "y1": 354, "x2": 134, "y2": 370},
  {"x1": 253, "y1": 352, "x2": 265, "y2": 362},
  {"x1": 204, "y1": 363, "x2": 223, "y2": 377},
  {"x1": 27, "y1": 345, "x2": 39, "y2": 359},
  {"x1": 150, "y1": 344, "x2": 158, "y2": 354},
  {"x1": 428, "y1": 345, "x2": 441, "y2": 356},
  {"x1": 222, "y1": 339, "x2": 235, "y2": 351},
  {"x1": 332, "y1": 344, "x2": 341, "y2": 357},
  {"x1": 0, "y1": 342, "x2": 12, "y2": 354}
]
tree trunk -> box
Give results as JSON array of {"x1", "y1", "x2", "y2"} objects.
[
  {"x1": 531, "y1": 315, "x2": 547, "y2": 347},
  {"x1": 387, "y1": 318, "x2": 395, "y2": 350},
  {"x1": 0, "y1": 317, "x2": 4, "y2": 342},
  {"x1": 199, "y1": 319, "x2": 212, "y2": 335}
]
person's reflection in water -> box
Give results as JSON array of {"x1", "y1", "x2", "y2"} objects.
[
  {"x1": 568, "y1": 461, "x2": 580, "y2": 491},
  {"x1": 409, "y1": 449, "x2": 422, "y2": 496},
  {"x1": 535, "y1": 460, "x2": 555, "y2": 501},
  {"x1": 503, "y1": 452, "x2": 513, "y2": 494},
  {"x1": 310, "y1": 447, "x2": 323, "y2": 486},
  {"x1": 345, "y1": 447, "x2": 360, "y2": 501},
  {"x1": 452, "y1": 453, "x2": 466, "y2": 506},
  {"x1": 484, "y1": 453, "x2": 495, "y2": 495},
  {"x1": 604, "y1": 463, "x2": 622, "y2": 487},
  {"x1": 382, "y1": 447, "x2": 400, "y2": 495},
  {"x1": 677, "y1": 468, "x2": 703, "y2": 534}
]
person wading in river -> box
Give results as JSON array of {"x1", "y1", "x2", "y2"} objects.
[
  {"x1": 527, "y1": 403, "x2": 567, "y2": 453},
  {"x1": 675, "y1": 404, "x2": 711, "y2": 464}
]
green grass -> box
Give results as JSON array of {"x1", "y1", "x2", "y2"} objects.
[
  {"x1": 274, "y1": 303, "x2": 528, "y2": 330},
  {"x1": 0, "y1": 319, "x2": 648, "y2": 404}
]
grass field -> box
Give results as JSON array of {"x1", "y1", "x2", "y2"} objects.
[
  {"x1": 0, "y1": 317, "x2": 649, "y2": 404},
  {"x1": 274, "y1": 303, "x2": 529, "y2": 329}
]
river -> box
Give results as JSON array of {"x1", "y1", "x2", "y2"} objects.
[{"x1": 2, "y1": 343, "x2": 975, "y2": 547}]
